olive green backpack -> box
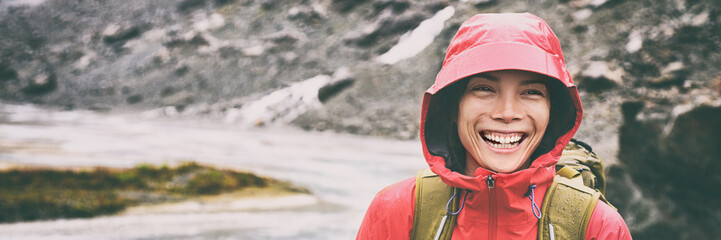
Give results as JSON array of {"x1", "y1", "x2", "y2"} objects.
[{"x1": 410, "y1": 139, "x2": 615, "y2": 240}]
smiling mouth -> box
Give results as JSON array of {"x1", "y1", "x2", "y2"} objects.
[{"x1": 481, "y1": 131, "x2": 526, "y2": 149}]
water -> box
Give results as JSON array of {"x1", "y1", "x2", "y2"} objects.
[{"x1": 0, "y1": 103, "x2": 427, "y2": 239}]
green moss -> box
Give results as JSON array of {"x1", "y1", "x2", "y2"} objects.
[{"x1": 0, "y1": 162, "x2": 303, "y2": 223}]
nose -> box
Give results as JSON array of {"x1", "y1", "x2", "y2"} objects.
[{"x1": 491, "y1": 96, "x2": 523, "y2": 123}]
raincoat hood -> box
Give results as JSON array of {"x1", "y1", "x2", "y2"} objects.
[{"x1": 420, "y1": 13, "x2": 583, "y2": 191}]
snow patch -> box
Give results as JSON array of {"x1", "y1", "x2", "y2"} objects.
[
  {"x1": 193, "y1": 13, "x2": 226, "y2": 32},
  {"x1": 660, "y1": 61, "x2": 684, "y2": 75},
  {"x1": 582, "y1": 61, "x2": 625, "y2": 84},
  {"x1": 626, "y1": 30, "x2": 643, "y2": 53},
  {"x1": 376, "y1": 6, "x2": 455, "y2": 65},
  {"x1": 226, "y1": 75, "x2": 332, "y2": 126},
  {"x1": 572, "y1": 9, "x2": 593, "y2": 21}
]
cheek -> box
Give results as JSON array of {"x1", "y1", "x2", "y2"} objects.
[
  {"x1": 457, "y1": 96, "x2": 487, "y2": 120},
  {"x1": 457, "y1": 97, "x2": 474, "y2": 122},
  {"x1": 529, "y1": 103, "x2": 550, "y2": 132}
]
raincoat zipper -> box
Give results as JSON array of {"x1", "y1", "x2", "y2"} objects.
[{"x1": 487, "y1": 175, "x2": 497, "y2": 240}]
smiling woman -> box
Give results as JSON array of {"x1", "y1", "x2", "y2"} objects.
[
  {"x1": 456, "y1": 70, "x2": 551, "y2": 175},
  {"x1": 356, "y1": 13, "x2": 631, "y2": 240}
]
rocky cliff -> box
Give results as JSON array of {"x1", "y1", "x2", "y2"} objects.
[{"x1": 1, "y1": 0, "x2": 719, "y2": 238}]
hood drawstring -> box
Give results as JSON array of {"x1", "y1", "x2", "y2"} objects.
[
  {"x1": 446, "y1": 188, "x2": 469, "y2": 216},
  {"x1": 434, "y1": 189, "x2": 469, "y2": 240},
  {"x1": 525, "y1": 185, "x2": 542, "y2": 219}
]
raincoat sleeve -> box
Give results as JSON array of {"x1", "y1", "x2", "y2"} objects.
[
  {"x1": 585, "y1": 201, "x2": 633, "y2": 240},
  {"x1": 356, "y1": 177, "x2": 416, "y2": 240}
]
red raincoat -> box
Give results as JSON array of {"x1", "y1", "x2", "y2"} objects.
[{"x1": 357, "y1": 13, "x2": 631, "y2": 239}]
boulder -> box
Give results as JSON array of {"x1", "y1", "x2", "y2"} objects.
[{"x1": 617, "y1": 101, "x2": 721, "y2": 239}]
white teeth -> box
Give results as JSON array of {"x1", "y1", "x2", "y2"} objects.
[
  {"x1": 483, "y1": 132, "x2": 523, "y2": 145},
  {"x1": 488, "y1": 142, "x2": 519, "y2": 149}
]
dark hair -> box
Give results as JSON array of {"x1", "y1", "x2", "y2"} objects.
[{"x1": 424, "y1": 75, "x2": 575, "y2": 173}]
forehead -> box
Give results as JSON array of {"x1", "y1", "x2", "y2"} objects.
[{"x1": 467, "y1": 70, "x2": 549, "y2": 85}]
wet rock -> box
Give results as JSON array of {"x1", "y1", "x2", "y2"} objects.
[
  {"x1": 373, "y1": 0, "x2": 411, "y2": 13},
  {"x1": 649, "y1": 61, "x2": 689, "y2": 88},
  {"x1": 571, "y1": 24, "x2": 589, "y2": 33},
  {"x1": 331, "y1": 0, "x2": 369, "y2": 12},
  {"x1": 467, "y1": 0, "x2": 496, "y2": 8},
  {"x1": 265, "y1": 31, "x2": 303, "y2": 52},
  {"x1": 218, "y1": 46, "x2": 241, "y2": 59},
  {"x1": 174, "y1": 65, "x2": 190, "y2": 77},
  {"x1": 88, "y1": 104, "x2": 112, "y2": 112},
  {"x1": 213, "y1": 0, "x2": 236, "y2": 7},
  {"x1": 260, "y1": 0, "x2": 279, "y2": 10},
  {"x1": 88, "y1": 87, "x2": 117, "y2": 97},
  {"x1": 126, "y1": 94, "x2": 144, "y2": 104},
  {"x1": 162, "y1": 91, "x2": 196, "y2": 111},
  {"x1": 22, "y1": 72, "x2": 57, "y2": 96},
  {"x1": 102, "y1": 24, "x2": 144, "y2": 45},
  {"x1": 318, "y1": 78, "x2": 355, "y2": 103},
  {"x1": 164, "y1": 34, "x2": 209, "y2": 48},
  {"x1": 152, "y1": 47, "x2": 172, "y2": 64},
  {"x1": 344, "y1": 10, "x2": 428, "y2": 47},
  {"x1": 121, "y1": 86, "x2": 132, "y2": 95},
  {"x1": 160, "y1": 86, "x2": 178, "y2": 98},
  {"x1": 0, "y1": 62, "x2": 18, "y2": 82},
  {"x1": 575, "y1": 61, "x2": 624, "y2": 93},
  {"x1": 424, "y1": 1, "x2": 450, "y2": 12},
  {"x1": 570, "y1": 0, "x2": 618, "y2": 8},
  {"x1": 177, "y1": 0, "x2": 207, "y2": 13},
  {"x1": 318, "y1": 67, "x2": 355, "y2": 103},
  {"x1": 288, "y1": 5, "x2": 326, "y2": 24}
]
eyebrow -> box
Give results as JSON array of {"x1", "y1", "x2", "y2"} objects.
[
  {"x1": 474, "y1": 73, "x2": 499, "y2": 81},
  {"x1": 520, "y1": 79, "x2": 547, "y2": 85},
  {"x1": 473, "y1": 73, "x2": 547, "y2": 85}
]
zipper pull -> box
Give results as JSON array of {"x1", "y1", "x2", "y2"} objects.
[{"x1": 487, "y1": 175, "x2": 495, "y2": 189}]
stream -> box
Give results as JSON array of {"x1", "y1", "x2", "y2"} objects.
[{"x1": 0, "y1": 103, "x2": 427, "y2": 239}]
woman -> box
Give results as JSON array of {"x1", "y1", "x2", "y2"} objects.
[{"x1": 356, "y1": 13, "x2": 631, "y2": 239}]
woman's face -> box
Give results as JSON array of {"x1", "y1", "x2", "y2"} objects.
[{"x1": 457, "y1": 70, "x2": 551, "y2": 174}]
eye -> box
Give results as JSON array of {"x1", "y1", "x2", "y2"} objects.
[
  {"x1": 522, "y1": 89, "x2": 546, "y2": 97},
  {"x1": 471, "y1": 85, "x2": 494, "y2": 92}
]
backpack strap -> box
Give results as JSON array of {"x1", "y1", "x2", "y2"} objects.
[
  {"x1": 538, "y1": 167, "x2": 601, "y2": 240},
  {"x1": 410, "y1": 169, "x2": 458, "y2": 240}
]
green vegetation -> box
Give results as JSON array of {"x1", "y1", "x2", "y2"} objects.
[{"x1": 0, "y1": 162, "x2": 307, "y2": 223}]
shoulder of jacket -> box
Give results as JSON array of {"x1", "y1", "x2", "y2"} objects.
[
  {"x1": 357, "y1": 177, "x2": 417, "y2": 240},
  {"x1": 375, "y1": 177, "x2": 416, "y2": 199},
  {"x1": 368, "y1": 177, "x2": 416, "y2": 213},
  {"x1": 585, "y1": 201, "x2": 632, "y2": 240}
]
